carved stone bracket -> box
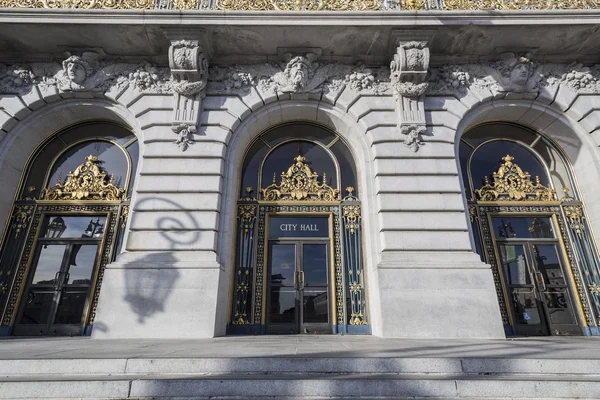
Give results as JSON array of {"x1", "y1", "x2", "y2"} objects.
[
  {"x1": 166, "y1": 31, "x2": 211, "y2": 151},
  {"x1": 389, "y1": 31, "x2": 434, "y2": 152}
]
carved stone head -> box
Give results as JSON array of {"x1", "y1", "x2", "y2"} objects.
[
  {"x1": 283, "y1": 55, "x2": 314, "y2": 91},
  {"x1": 499, "y1": 53, "x2": 534, "y2": 86},
  {"x1": 62, "y1": 55, "x2": 93, "y2": 85}
]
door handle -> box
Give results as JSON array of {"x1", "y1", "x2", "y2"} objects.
[
  {"x1": 299, "y1": 271, "x2": 304, "y2": 289},
  {"x1": 535, "y1": 271, "x2": 547, "y2": 291},
  {"x1": 53, "y1": 272, "x2": 61, "y2": 291}
]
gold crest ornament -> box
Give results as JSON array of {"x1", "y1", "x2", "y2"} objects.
[
  {"x1": 261, "y1": 155, "x2": 339, "y2": 201},
  {"x1": 41, "y1": 155, "x2": 126, "y2": 201}
]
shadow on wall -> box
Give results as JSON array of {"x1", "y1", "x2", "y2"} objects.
[{"x1": 119, "y1": 197, "x2": 202, "y2": 324}]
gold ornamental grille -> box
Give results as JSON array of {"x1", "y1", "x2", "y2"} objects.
[{"x1": 0, "y1": 0, "x2": 597, "y2": 10}]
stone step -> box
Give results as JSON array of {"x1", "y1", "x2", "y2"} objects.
[
  {"x1": 1, "y1": 373, "x2": 600, "y2": 399},
  {"x1": 1, "y1": 357, "x2": 600, "y2": 376}
]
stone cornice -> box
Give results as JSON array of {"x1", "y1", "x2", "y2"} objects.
[{"x1": 2, "y1": 9, "x2": 600, "y2": 25}]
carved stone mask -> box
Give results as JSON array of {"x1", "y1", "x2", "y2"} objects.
[
  {"x1": 510, "y1": 62, "x2": 531, "y2": 86},
  {"x1": 66, "y1": 61, "x2": 87, "y2": 84}
]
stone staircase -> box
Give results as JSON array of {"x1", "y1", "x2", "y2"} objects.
[{"x1": 1, "y1": 356, "x2": 599, "y2": 399}]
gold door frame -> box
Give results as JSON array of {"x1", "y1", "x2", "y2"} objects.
[
  {"x1": 257, "y1": 206, "x2": 343, "y2": 326},
  {"x1": 474, "y1": 204, "x2": 592, "y2": 328}
]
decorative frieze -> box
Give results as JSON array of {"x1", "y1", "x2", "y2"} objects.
[
  {"x1": 428, "y1": 55, "x2": 600, "y2": 96},
  {"x1": 206, "y1": 61, "x2": 389, "y2": 96},
  {"x1": 0, "y1": 54, "x2": 170, "y2": 95}
]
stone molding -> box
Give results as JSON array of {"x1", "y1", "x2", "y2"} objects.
[
  {"x1": 427, "y1": 54, "x2": 600, "y2": 96},
  {"x1": 207, "y1": 61, "x2": 390, "y2": 96}
]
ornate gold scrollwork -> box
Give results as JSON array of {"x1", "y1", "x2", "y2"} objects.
[
  {"x1": 215, "y1": 0, "x2": 382, "y2": 10},
  {"x1": 261, "y1": 155, "x2": 339, "y2": 201},
  {"x1": 237, "y1": 204, "x2": 257, "y2": 234},
  {"x1": 342, "y1": 205, "x2": 361, "y2": 234},
  {"x1": 475, "y1": 154, "x2": 556, "y2": 202},
  {"x1": 40, "y1": 155, "x2": 126, "y2": 201}
]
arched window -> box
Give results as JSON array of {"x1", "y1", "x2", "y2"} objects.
[
  {"x1": 459, "y1": 122, "x2": 600, "y2": 337},
  {"x1": 229, "y1": 122, "x2": 368, "y2": 335},
  {"x1": 0, "y1": 122, "x2": 137, "y2": 336}
]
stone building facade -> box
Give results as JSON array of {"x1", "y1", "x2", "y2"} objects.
[{"x1": 0, "y1": 3, "x2": 600, "y2": 339}]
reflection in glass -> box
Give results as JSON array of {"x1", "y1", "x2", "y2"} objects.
[
  {"x1": 500, "y1": 245, "x2": 530, "y2": 285},
  {"x1": 48, "y1": 141, "x2": 128, "y2": 193},
  {"x1": 303, "y1": 244, "x2": 328, "y2": 285},
  {"x1": 544, "y1": 290, "x2": 576, "y2": 325},
  {"x1": 269, "y1": 244, "x2": 295, "y2": 285},
  {"x1": 492, "y1": 217, "x2": 555, "y2": 239},
  {"x1": 303, "y1": 289, "x2": 328, "y2": 323},
  {"x1": 42, "y1": 216, "x2": 106, "y2": 239},
  {"x1": 511, "y1": 289, "x2": 542, "y2": 325},
  {"x1": 261, "y1": 141, "x2": 337, "y2": 191},
  {"x1": 32, "y1": 245, "x2": 66, "y2": 285},
  {"x1": 269, "y1": 287, "x2": 296, "y2": 323},
  {"x1": 532, "y1": 245, "x2": 565, "y2": 286},
  {"x1": 469, "y1": 141, "x2": 550, "y2": 190},
  {"x1": 54, "y1": 292, "x2": 87, "y2": 325},
  {"x1": 66, "y1": 245, "x2": 98, "y2": 285},
  {"x1": 19, "y1": 292, "x2": 55, "y2": 325}
]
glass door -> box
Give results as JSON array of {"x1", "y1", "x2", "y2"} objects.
[
  {"x1": 267, "y1": 241, "x2": 331, "y2": 334},
  {"x1": 13, "y1": 215, "x2": 105, "y2": 336},
  {"x1": 492, "y1": 215, "x2": 581, "y2": 336}
]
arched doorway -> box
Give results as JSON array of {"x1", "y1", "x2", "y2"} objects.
[
  {"x1": 228, "y1": 122, "x2": 369, "y2": 335},
  {"x1": 459, "y1": 122, "x2": 600, "y2": 336},
  {"x1": 0, "y1": 121, "x2": 138, "y2": 336}
]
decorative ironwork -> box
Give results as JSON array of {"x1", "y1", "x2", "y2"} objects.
[
  {"x1": 0, "y1": 204, "x2": 119, "y2": 327},
  {"x1": 341, "y1": 189, "x2": 367, "y2": 325},
  {"x1": 560, "y1": 190, "x2": 600, "y2": 326},
  {"x1": 475, "y1": 155, "x2": 556, "y2": 202},
  {"x1": 261, "y1": 155, "x2": 339, "y2": 202},
  {"x1": 10, "y1": 205, "x2": 34, "y2": 239},
  {"x1": 215, "y1": 0, "x2": 382, "y2": 10},
  {"x1": 468, "y1": 204, "x2": 477, "y2": 223},
  {"x1": 478, "y1": 204, "x2": 595, "y2": 327},
  {"x1": 231, "y1": 201, "x2": 257, "y2": 326},
  {"x1": 0, "y1": 0, "x2": 595, "y2": 9},
  {"x1": 41, "y1": 155, "x2": 125, "y2": 202},
  {"x1": 252, "y1": 204, "x2": 344, "y2": 325}
]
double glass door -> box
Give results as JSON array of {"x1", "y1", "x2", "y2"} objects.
[
  {"x1": 267, "y1": 241, "x2": 331, "y2": 334},
  {"x1": 13, "y1": 215, "x2": 105, "y2": 336},
  {"x1": 493, "y1": 216, "x2": 581, "y2": 336}
]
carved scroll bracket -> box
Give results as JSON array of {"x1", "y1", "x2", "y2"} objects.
[
  {"x1": 164, "y1": 28, "x2": 212, "y2": 152},
  {"x1": 389, "y1": 30, "x2": 435, "y2": 152}
]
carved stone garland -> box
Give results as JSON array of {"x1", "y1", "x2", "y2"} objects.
[
  {"x1": 260, "y1": 155, "x2": 339, "y2": 201},
  {"x1": 40, "y1": 155, "x2": 126, "y2": 201},
  {"x1": 475, "y1": 154, "x2": 556, "y2": 202}
]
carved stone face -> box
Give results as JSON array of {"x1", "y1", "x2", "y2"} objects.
[
  {"x1": 510, "y1": 62, "x2": 531, "y2": 86},
  {"x1": 287, "y1": 59, "x2": 309, "y2": 89},
  {"x1": 66, "y1": 61, "x2": 87, "y2": 84}
]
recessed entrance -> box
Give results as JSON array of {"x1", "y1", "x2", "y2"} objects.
[
  {"x1": 267, "y1": 241, "x2": 330, "y2": 334},
  {"x1": 13, "y1": 215, "x2": 105, "y2": 336},
  {"x1": 494, "y1": 216, "x2": 580, "y2": 336},
  {"x1": 266, "y1": 216, "x2": 331, "y2": 334}
]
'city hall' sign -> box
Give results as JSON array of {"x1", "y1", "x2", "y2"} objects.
[{"x1": 269, "y1": 216, "x2": 329, "y2": 238}]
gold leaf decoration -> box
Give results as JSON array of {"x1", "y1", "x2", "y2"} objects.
[
  {"x1": 261, "y1": 155, "x2": 339, "y2": 201},
  {"x1": 41, "y1": 155, "x2": 126, "y2": 201},
  {"x1": 475, "y1": 154, "x2": 556, "y2": 202}
]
